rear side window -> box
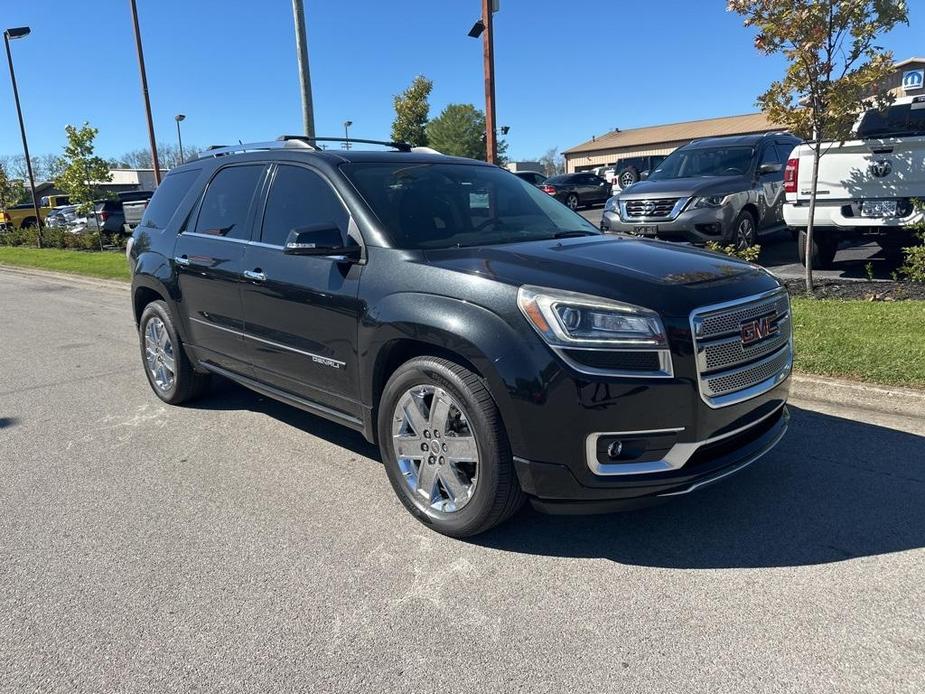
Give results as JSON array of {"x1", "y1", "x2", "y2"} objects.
[
  {"x1": 775, "y1": 142, "x2": 797, "y2": 163},
  {"x1": 194, "y1": 165, "x2": 265, "y2": 240},
  {"x1": 140, "y1": 170, "x2": 199, "y2": 230},
  {"x1": 857, "y1": 99, "x2": 925, "y2": 138},
  {"x1": 259, "y1": 165, "x2": 349, "y2": 247}
]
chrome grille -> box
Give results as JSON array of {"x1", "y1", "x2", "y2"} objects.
[
  {"x1": 624, "y1": 198, "x2": 681, "y2": 218},
  {"x1": 691, "y1": 290, "x2": 792, "y2": 408}
]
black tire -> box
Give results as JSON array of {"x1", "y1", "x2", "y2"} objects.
[
  {"x1": 726, "y1": 209, "x2": 758, "y2": 250},
  {"x1": 618, "y1": 166, "x2": 639, "y2": 189},
  {"x1": 565, "y1": 193, "x2": 579, "y2": 211},
  {"x1": 797, "y1": 229, "x2": 837, "y2": 270},
  {"x1": 21, "y1": 218, "x2": 38, "y2": 229},
  {"x1": 789, "y1": 227, "x2": 799, "y2": 241},
  {"x1": 138, "y1": 300, "x2": 210, "y2": 405},
  {"x1": 377, "y1": 356, "x2": 526, "y2": 538}
]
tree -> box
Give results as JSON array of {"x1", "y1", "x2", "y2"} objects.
[
  {"x1": 428, "y1": 103, "x2": 507, "y2": 161},
  {"x1": 537, "y1": 147, "x2": 565, "y2": 177},
  {"x1": 0, "y1": 162, "x2": 26, "y2": 209},
  {"x1": 391, "y1": 75, "x2": 433, "y2": 146},
  {"x1": 728, "y1": 0, "x2": 908, "y2": 291},
  {"x1": 113, "y1": 143, "x2": 201, "y2": 170},
  {"x1": 55, "y1": 123, "x2": 112, "y2": 247}
]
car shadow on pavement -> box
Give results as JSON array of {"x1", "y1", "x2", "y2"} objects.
[
  {"x1": 0, "y1": 416, "x2": 17, "y2": 429},
  {"x1": 191, "y1": 377, "x2": 380, "y2": 461},
  {"x1": 472, "y1": 405, "x2": 925, "y2": 569}
]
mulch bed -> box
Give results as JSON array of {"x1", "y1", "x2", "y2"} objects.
[{"x1": 783, "y1": 278, "x2": 925, "y2": 301}]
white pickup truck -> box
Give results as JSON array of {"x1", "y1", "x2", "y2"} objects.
[{"x1": 783, "y1": 94, "x2": 925, "y2": 268}]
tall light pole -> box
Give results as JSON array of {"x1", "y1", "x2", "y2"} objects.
[
  {"x1": 343, "y1": 120, "x2": 352, "y2": 150},
  {"x1": 3, "y1": 26, "x2": 42, "y2": 246},
  {"x1": 291, "y1": 0, "x2": 315, "y2": 138},
  {"x1": 129, "y1": 0, "x2": 161, "y2": 184},
  {"x1": 468, "y1": 1, "x2": 499, "y2": 164},
  {"x1": 175, "y1": 114, "x2": 186, "y2": 164}
]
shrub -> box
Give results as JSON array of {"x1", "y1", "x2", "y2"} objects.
[
  {"x1": 900, "y1": 245, "x2": 925, "y2": 283},
  {"x1": 705, "y1": 241, "x2": 762, "y2": 263},
  {"x1": 0, "y1": 225, "x2": 103, "y2": 251}
]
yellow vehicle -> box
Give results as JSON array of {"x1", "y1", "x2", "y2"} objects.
[{"x1": 0, "y1": 194, "x2": 70, "y2": 230}]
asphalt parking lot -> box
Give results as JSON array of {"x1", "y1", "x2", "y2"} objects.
[
  {"x1": 2, "y1": 268, "x2": 923, "y2": 693},
  {"x1": 579, "y1": 206, "x2": 897, "y2": 281}
]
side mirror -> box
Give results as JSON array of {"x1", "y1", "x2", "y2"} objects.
[
  {"x1": 758, "y1": 162, "x2": 783, "y2": 175},
  {"x1": 283, "y1": 223, "x2": 359, "y2": 259}
]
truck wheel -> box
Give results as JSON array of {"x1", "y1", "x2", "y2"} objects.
[
  {"x1": 138, "y1": 300, "x2": 210, "y2": 405},
  {"x1": 618, "y1": 167, "x2": 639, "y2": 189},
  {"x1": 378, "y1": 356, "x2": 525, "y2": 538},
  {"x1": 798, "y1": 229, "x2": 837, "y2": 270}
]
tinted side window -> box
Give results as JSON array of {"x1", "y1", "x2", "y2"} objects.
[
  {"x1": 775, "y1": 142, "x2": 797, "y2": 163},
  {"x1": 260, "y1": 165, "x2": 349, "y2": 247},
  {"x1": 140, "y1": 170, "x2": 199, "y2": 230},
  {"x1": 194, "y1": 165, "x2": 264, "y2": 240}
]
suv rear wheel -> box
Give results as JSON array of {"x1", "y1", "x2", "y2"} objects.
[
  {"x1": 378, "y1": 357, "x2": 525, "y2": 537},
  {"x1": 138, "y1": 300, "x2": 210, "y2": 405}
]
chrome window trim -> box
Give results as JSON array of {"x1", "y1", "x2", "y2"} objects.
[
  {"x1": 689, "y1": 288, "x2": 792, "y2": 409},
  {"x1": 586, "y1": 401, "x2": 785, "y2": 476}
]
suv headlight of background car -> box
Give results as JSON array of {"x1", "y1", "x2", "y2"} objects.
[
  {"x1": 603, "y1": 197, "x2": 619, "y2": 213},
  {"x1": 690, "y1": 194, "x2": 731, "y2": 209}
]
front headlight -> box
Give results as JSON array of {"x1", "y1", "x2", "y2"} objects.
[
  {"x1": 691, "y1": 194, "x2": 730, "y2": 209},
  {"x1": 517, "y1": 285, "x2": 667, "y2": 348},
  {"x1": 604, "y1": 196, "x2": 618, "y2": 212}
]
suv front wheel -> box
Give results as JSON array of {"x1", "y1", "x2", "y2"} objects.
[{"x1": 377, "y1": 357, "x2": 525, "y2": 537}]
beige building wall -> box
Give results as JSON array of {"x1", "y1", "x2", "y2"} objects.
[{"x1": 565, "y1": 144, "x2": 681, "y2": 173}]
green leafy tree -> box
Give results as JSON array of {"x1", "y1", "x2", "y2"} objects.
[
  {"x1": 54, "y1": 123, "x2": 112, "y2": 217},
  {"x1": 728, "y1": 0, "x2": 908, "y2": 291},
  {"x1": 391, "y1": 75, "x2": 433, "y2": 146},
  {"x1": 427, "y1": 104, "x2": 486, "y2": 159},
  {"x1": 0, "y1": 163, "x2": 26, "y2": 209}
]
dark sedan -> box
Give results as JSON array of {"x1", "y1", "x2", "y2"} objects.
[{"x1": 540, "y1": 172, "x2": 611, "y2": 210}]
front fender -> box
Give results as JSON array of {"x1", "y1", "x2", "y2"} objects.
[{"x1": 359, "y1": 292, "x2": 559, "y2": 455}]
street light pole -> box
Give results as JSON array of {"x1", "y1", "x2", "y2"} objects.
[
  {"x1": 128, "y1": 0, "x2": 161, "y2": 184},
  {"x1": 175, "y1": 114, "x2": 186, "y2": 164},
  {"x1": 481, "y1": 0, "x2": 498, "y2": 164},
  {"x1": 3, "y1": 27, "x2": 42, "y2": 246},
  {"x1": 343, "y1": 120, "x2": 352, "y2": 150},
  {"x1": 291, "y1": 0, "x2": 316, "y2": 138}
]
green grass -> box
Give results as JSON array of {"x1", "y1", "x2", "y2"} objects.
[
  {"x1": 0, "y1": 247, "x2": 130, "y2": 281},
  {"x1": 792, "y1": 298, "x2": 925, "y2": 387}
]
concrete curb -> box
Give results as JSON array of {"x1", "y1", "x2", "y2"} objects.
[
  {"x1": 0, "y1": 264, "x2": 129, "y2": 292},
  {"x1": 790, "y1": 373, "x2": 925, "y2": 419}
]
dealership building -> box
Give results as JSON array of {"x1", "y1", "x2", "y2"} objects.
[{"x1": 563, "y1": 57, "x2": 925, "y2": 174}]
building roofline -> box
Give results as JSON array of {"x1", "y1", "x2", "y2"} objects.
[{"x1": 894, "y1": 56, "x2": 925, "y2": 68}]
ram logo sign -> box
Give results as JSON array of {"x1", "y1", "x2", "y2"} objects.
[{"x1": 903, "y1": 69, "x2": 924, "y2": 92}]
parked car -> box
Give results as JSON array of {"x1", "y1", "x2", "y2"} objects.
[
  {"x1": 540, "y1": 172, "x2": 611, "y2": 210},
  {"x1": 512, "y1": 171, "x2": 547, "y2": 187},
  {"x1": 604, "y1": 155, "x2": 668, "y2": 190},
  {"x1": 602, "y1": 133, "x2": 801, "y2": 248},
  {"x1": 784, "y1": 94, "x2": 925, "y2": 269},
  {"x1": 129, "y1": 136, "x2": 791, "y2": 537},
  {"x1": 45, "y1": 205, "x2": 80, "y2": 228}
]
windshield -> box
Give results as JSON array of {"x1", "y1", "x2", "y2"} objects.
[
  {"x1": 648, "y1": 146, "x2": 755, "y2": 180},
  {"x1": 857, "y1": 101, "x2": 925, "y2": 138},
  {"x1": 340, "y1": 162, "x2": 600, "y2": 249}
]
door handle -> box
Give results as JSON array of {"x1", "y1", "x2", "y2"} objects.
[
  {"x1": 243, "y1": 269, "x2": 267, "y2": 282},
  {"x1": 174, "y1": 255, "x2": 191, "y2": 266}
]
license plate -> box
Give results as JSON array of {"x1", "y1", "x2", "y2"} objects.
[
  {"x1": 634, "y1": 225, "x2": 657, "y2": 236},
  {"x1": 861, "y1": 200, "x2": 898, "y2": 217}
]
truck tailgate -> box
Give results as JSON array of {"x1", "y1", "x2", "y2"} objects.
[{"x1": 122, "y1": 200, "x2": 148, "y2": 230}]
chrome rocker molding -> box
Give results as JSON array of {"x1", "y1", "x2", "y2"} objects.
[{"x1": 586, "y1": 401, "x2": 786, "y2": 476}]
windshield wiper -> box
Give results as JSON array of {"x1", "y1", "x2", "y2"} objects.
[{"x1": 552, "y1": 230, "x2": 598, "y2": 239}]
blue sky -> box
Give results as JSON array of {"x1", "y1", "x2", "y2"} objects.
[{"x1": 1, "y1": 0, "x2": 922, "y2": 163}]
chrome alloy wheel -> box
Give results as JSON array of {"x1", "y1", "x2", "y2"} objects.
[
  {"x1": 734, "y1": 215, "x2": 756, "y2": 250},
  {"x1": 391, "y1": 385, "x2": 479, "y2": 514},
  {"x1": 144, "y1": 316, "x2": 176, "y2": 391},
  {"x1": 566, "y1": 194, "x2": 579, "y2": 210}
]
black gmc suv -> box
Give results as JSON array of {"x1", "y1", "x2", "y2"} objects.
[{"x1": 129, "y1": 137, "x2": 792, "y2": 538}]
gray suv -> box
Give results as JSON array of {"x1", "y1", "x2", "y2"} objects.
[{"x1": 601, "y1": 133, "x2": 801, "y2": 248}]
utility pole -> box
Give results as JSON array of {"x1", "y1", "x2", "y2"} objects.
[
  {"x1": 291, "y1": 0, "x2": 315, "y2": 138},
  {"x1": 481, "y1": 0, "x2": 498, "y2": 164},
  {"x1": 128, "y1": 0, "x2": 161, "y2": 184}
]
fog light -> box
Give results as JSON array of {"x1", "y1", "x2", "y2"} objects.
[{"x1": 607, "y1": 440, "x2": 624, "y2": 458}]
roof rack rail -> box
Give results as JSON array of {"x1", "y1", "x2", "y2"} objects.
[
  {"x1": 277, "y1": 135, "x2": 412, "y2": 152},
  {"x1": 194, "y1": 138, "x2": 319, "y2": 160}
]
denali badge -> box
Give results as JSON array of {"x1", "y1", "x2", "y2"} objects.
[
  {"x1": 869, "y1": 160, "x2": 892, "y2": 178},
  {"x1": 740, "y1": 314, "x2": 779, "y2": 346}
]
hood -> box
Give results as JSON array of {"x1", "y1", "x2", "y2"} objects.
[
  {"x1": 422, "y1": 236, "x2": 779, "y2": 317},
  {"x1": 620, "y1": 175, "x2": 749, "y2": 199}
]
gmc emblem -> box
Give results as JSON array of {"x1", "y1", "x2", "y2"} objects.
[{"x1": 740, "y1": 314, "x2": 779, "y2": 346}]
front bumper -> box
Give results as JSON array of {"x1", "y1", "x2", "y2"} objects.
[
  {"x1": 601, "y1": 203, "x2": 737, "y2": 244},
  {"x1": 517, "y1": 403, "x2": 789, "y2": 514}
]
